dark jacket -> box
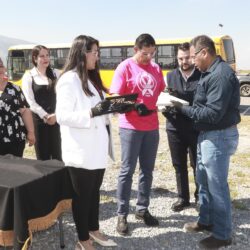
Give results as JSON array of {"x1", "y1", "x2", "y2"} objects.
[
  {"x1": 164, "y1": 68, "x2": 201, "y2": 131},
  {"x1": 181, "y1": 56, "x2": 241, "y2": 131}
]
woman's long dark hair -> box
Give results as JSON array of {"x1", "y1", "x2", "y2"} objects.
[
  {"x1": 32, "y1": 45, "x2": 57, "y2": 87},
  {"x1": 60, "y1": 35, "x2": 107, "y2": 96}
]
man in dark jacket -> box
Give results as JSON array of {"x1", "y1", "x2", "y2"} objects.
[
  {"x1": 163, "y1": 42, "x2": 201, "y2": 212},
  {"x1": 172, "y1": 35, "x2": 240, "y2": 249}
]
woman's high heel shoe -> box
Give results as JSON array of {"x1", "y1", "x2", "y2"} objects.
[
  {"x1": 89, "y1": 232, "x2": 117, "y2": 247},
  {"x1": 75, "y1": 240, "x2": 95, "y2": 250},
  {"x1": 75, "y1": 241, "x2": 85, "y2": 250}
]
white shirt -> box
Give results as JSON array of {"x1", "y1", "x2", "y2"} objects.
[{"x1": 22, "y1": 67, "x2": 60, "y2": 119}]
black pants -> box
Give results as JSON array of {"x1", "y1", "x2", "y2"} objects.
[
  {"x1": 0, "y1": 141, "x2": 26, "y2": 157},
  {"x1": 33, "y1": 115, "x2": 62, "y2": 160},
  {"x1": 68, "y1": 167, "x2": 105, "y2": 241},
  {"x1": 167, "y1": 129, "x2": 199, "y2": 202}
]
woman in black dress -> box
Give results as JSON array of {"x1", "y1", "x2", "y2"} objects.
[{"x1": 22, "y1": 45, "x2": 61, "y2": 160}]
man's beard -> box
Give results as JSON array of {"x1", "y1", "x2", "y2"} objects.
[{"x1": 181, "y1": 64, "x2": 194, "y2": 72}]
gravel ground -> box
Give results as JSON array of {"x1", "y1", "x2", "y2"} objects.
[{"x1": 5, "y1": 115, "x2": 250, "y2": 250}]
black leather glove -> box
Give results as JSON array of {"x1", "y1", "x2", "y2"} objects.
[
  {"x1": 167, "y1": 88, "x2": 178, "y2": 97},
  {"x1": 91, "y1": 99, "x2": 110, "y2": 117},
  {"x1": 134, "y1": 103, "x2": 153, "y2": 116},
  {"x1": 162, "y1": 106, "x2": 177, "y2": 118},
  {"x1": 117, "y1": 103, "x2": 135, "y2": 114},
  {"x1": 170, "y1": 100, "x2": 183, "y2": 111}
]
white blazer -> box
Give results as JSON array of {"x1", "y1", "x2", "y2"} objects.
[{"x1": 56, "y1": 70, "x2": 112, "y2": 170}]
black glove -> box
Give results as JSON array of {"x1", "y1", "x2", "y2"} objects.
[
  {"x1": 117, "y1": 103, "x2": 135, "y2": 114},
  {"x1": 162, "y1": 106, "x2": 177, "y2": 118},
  {"x1": 134, "y1": 103, "x2": 153, "y2": 116},
  {"x1": 170, "y1": 100, "x2": 183, "y2": 111},
  {"x1": 91, "y1": 99, "x2": 110, "y2": 117},
  {"x1": 167, "y1": 88, "x2": 178, "y2": 97}
]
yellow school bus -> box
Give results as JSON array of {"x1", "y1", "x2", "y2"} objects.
[{"x1": 7, "y1": 35, "x2": 236, "y2": 88}]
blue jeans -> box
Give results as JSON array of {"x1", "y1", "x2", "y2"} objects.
[
  {"x1": 117, "y1": 128, "x2": 159, "y2": 216},
  {"x1": 197, "y1": 125, "x2": 239, "y2": 240}
]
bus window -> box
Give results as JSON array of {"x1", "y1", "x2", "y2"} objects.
[
  {"x1": 7, "y1": 57, "x2": 25, "y2": 81},
  {"x1": 49, "y1": 49, "x2": 57, "y2": 68},
  {"x1": 156, "y1": 45, "x2": 178, "y2": 70},
  {"x1": 126, "y1": 47, "x2": 134, "y2": 58},
  {"x1": 49, "y1": 48, "x2": 69, "y2": 69},
  {"x1": 100, "y1": 47, "x2": 123, "y2": 69}
]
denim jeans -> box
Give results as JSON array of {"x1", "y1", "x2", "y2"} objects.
[
  {"x1": 117, "y1": 128, "x2": 159, "y2": 216},
  {"x1": 197, "y1": 125, "x2": 239, "y2": 240}
]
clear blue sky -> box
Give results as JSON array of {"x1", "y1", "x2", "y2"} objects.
[{"x1": 1, "y1": 0, "x2": 249, "y2": 69}]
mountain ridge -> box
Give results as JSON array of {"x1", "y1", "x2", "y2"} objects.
[{"x1": 0, "y1": 34, "x2": 32, "y2": 66}]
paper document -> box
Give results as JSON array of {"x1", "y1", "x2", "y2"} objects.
[{"x1": 156, "y1": 92, "x2": 189, "y2": 111}]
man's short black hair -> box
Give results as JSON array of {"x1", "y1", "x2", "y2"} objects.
[
  {"x1": 178, "y1": 42, "x2": 190, "y2": 51},
  {"x1": 135, "y1": 33, "x2": 156, "y2": 49}
]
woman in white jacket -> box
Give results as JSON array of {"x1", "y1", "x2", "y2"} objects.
[{"x1": 56, "y1": 35, "x2": 116, "y2": 250}]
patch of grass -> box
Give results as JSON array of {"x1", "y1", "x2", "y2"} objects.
[
  {"x1": 238, "y1": 69, "x2": 250, "y2": 75},
  {"x1": 230, "y1": 189, "x2": 238, "y2": 201},
  {"x1": 231, "y1": 153, "x2": 250, "y2": 168},
  {"x1": 239, "y1": 116, "x2": 250, "y2": 130},
  {"x1": 228, "y1": 179, "x2": 239, "y2": 200},
  {"x1": 156, "y1": 151, "x2": 167, "y2": 161},
  {"x1": 188, "y1": 170, "x2": 195, "y2": 184},
  {"x1": 100, "y1": 195, "x2": 115, "y2": 204},
  {"x1": 235, "y1": 171, "x2": 246, "y2": 178},
  {"x1": 232, "y1": 200, "x2": 249, "y2": 211}
]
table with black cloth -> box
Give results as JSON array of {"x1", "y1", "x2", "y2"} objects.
[{"x1": 0, "y1": 155, "x2": 73, "y2": 250}]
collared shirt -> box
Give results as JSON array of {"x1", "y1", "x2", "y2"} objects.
[
  {"x1": 181, "y1": 56, "x2": 241, "y2": 131},
  {"x1": 179, "y1": 67, "x2": 195, "y2": 81}
]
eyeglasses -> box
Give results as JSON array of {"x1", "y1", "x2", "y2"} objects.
[
  {"x1": 86, "y1": 50, "x2": 100, "y2": 56},
  {"x1": 195, "y1": 47, "x2": 206, "y2": 55},
  {"x1": 191, "y1": 47, "x2": 206, "y2": 60},
  {"x1": 139, "y1": 50, "x2": 156, "y2": 57}
]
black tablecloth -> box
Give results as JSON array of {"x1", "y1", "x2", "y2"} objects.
[{"x1": 0, "y1": 155, "x2": 73, "y2": 249}]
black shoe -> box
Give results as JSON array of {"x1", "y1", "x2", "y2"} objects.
[
  {"x1": 199, "y1": 235, "x2": 232, "y2": 249},
  {"x1": 183, "y1": 221, "x2": 213, "y2": 233},
  {"x1": 171, "y1": 199, "x2": 190, "y2": 212},
  {"x1": 116, "y1": 215, "x2": 128, "y2": 235},
  {"x1": 135, "y1": 210, "x2": 159, "y2": 226}
]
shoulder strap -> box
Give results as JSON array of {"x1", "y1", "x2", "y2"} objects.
[{"x1": 29, "y1": 71, "x2": 36, "y2": 91}]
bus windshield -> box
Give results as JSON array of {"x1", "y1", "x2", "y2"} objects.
[{"x1": 223, "y1": 39, "x2": 236, "y2": 64}]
